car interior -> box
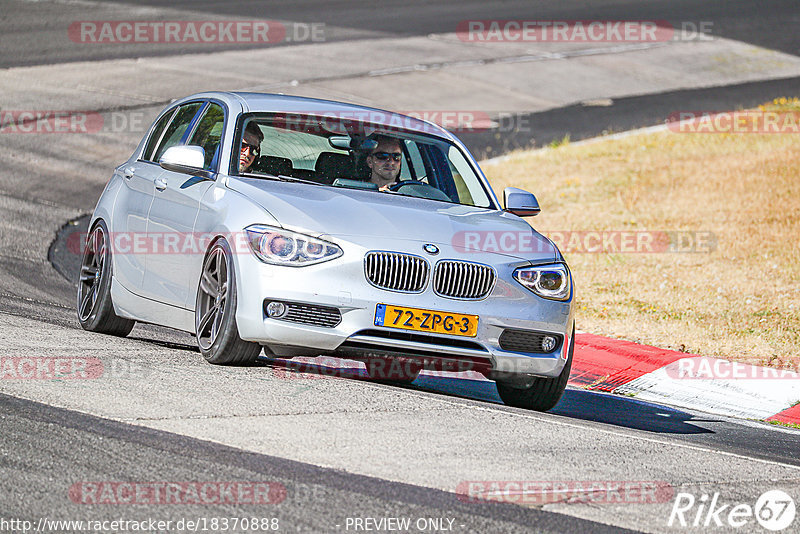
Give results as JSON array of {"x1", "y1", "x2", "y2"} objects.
[
  {"x1": 237, "y1": 115, "x2": 492, "y2": 208},
  {"x1": 244, "y1": 122, "x2": 403, "y2": 186}
]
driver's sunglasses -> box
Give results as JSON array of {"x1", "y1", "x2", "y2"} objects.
[
  {"x1": 241, "y1": 141, "x2": 260, "y2": 155},
  {"x1": 372, "y1": 151, "x2": 402, "y2": 162}
]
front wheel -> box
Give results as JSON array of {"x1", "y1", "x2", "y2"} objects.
[
  {"x1": 495, "y1": 325, "x2": 575, "y2": 411},
  {"x1": 195, "y1": 239, "x2": 260, "y2": 365},
  {"x1": 76, "y1": 220, "x2": 135, "y2": 336}
]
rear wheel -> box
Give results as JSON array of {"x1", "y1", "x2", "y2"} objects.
[
  {"x1": 195, "y1": 239, "x2": 260, "y2": 365},
  {"x1": 76, "y1": 220, "x2": 135, "y2": 336},
  {"x1": 496, "y1": 325, "x2": 575, "y2": 411}
]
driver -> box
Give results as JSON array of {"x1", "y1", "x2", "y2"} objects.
[
  {"x1": 239, "y1": 121, "x2": 264, "y2": 173},
  {"x1": 366, "y1": 135, "x2": 403, "y2": 191}
]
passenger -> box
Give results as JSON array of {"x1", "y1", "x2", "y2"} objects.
[
  {"x1": 366, "y1": 135, "x2": 403, "y2": 191},
  {"x1": 239, "y1": 122, "x2": 264, "y2": 173}
]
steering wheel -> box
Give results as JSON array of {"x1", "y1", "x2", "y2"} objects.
[
  {"x1": 389, "y1": 180, "x2": 452, "y2": 202},
  {"x1": 389, "y1": 180, "x2": 427, "y2": 192}
]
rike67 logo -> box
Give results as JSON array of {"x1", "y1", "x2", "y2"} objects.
[{"x1": 668, "y1": 490, "x2": 795, "y2": 531}]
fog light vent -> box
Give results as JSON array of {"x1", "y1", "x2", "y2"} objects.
[
  {"x1": 498, "y1": 329, "x2": 562, "y2": 354},
  {"x1": 263, "y1": 300, "x2": 342, "y2": 328},
  {"x1": 542, "y1": 336, "x2": 557, "y2": 352},
  {"x1": 265, "y1": 301, "x2": 287, "y2": 318}
]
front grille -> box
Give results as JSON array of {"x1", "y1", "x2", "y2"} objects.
[
  {"x1": 364, "y1": 252, "x2": 429, "y2": 292},
  {"x1": 433, "y1": 261, "x2": 496, "y2": 299},
  {"x1": 264, "y1": 300, "x2": 342, "y2": 328},
  {"x1": 498, "y1": 329, "x2": 562, "y2": 354}
]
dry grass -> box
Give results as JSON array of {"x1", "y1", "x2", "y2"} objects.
[{"x1": 482, "y1": 98, "x2": 800, "y2": 370}]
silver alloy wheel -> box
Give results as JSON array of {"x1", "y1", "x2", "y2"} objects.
[
  {"x1": 77, "y1": 226, "x2": 106, "y2": 322},
  {"x1": 196, "y1": 246, "x2": 229, "y2": 351}
]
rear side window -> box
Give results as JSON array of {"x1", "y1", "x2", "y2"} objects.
[
  {"x1": 189, "y1": 103, "x2": 225, "y2": 170},
  {"x1": 152, "y1": 102, "x2": 203, "y2": 162},
  {"x1": 142, "y1": 108, "x2": 176, "y2": 162}
]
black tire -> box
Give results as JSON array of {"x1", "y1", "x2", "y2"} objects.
[
  {"x1": 496, "y1": 324, "x2": 575, "y2": 411},
  {"x1": 195, "y1": 239, "x2": 260, "y2": 365},
  {"x1": 76, "y1": 220, "x2": 135, "y2": 336}
]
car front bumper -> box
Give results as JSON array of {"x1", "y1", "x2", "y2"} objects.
[{"x1": 234, "y1": 237, "x2": 574, "y2": 378}]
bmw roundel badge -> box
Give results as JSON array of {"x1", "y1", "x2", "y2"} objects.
[{"x1": 423, "y1": 244, "x2": 439, "y2": 255}]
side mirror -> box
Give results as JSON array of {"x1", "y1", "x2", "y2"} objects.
[
  {"x1": 504, "y1": 187, "x2": 541, "y2": 217},
  {"x1": 159, "y1": 145, "x2": 212, "y2": 179}
]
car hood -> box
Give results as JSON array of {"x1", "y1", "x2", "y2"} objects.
[{"x1": 228, "y1": 177, "x2": 557, "y2": 262}]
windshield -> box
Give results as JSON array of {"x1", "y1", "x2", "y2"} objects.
[{"x1": 235, "y1": 113, "x2": 495, "y2": 209}]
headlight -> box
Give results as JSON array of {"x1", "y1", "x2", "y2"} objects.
[
  {"x1": 513, "y1": 263, "x2": 571, "y2": 301},
  {"x1": 245, "y1": 224, "x2": 342, "y2": 266}
]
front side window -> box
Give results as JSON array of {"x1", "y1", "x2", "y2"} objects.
[
  {"x1": 189, "y1": 103, "x2": 225, "y2": 170},
  {"x1": 152, "y1": 102, "x2": 203, "y2": 163},
  {"x1": 237, "y1": 113, "x2": 494, "y2": 209}
]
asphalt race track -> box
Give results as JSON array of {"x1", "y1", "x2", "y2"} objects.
[
  {"x1": 3, "y1": 0, "x2": 799, "y2": 67},
  {"x1": 1, "y1": 1, "x2": 800, "y2": 533}
]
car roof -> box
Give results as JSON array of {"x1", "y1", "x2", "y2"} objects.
[{"x1": 176, "y1": 91, "x2": 459, "y2": 142}]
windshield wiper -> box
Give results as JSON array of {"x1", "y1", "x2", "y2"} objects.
[
  {"x1": 389, "y1": 191, "x2": 458, "y2": 205},
  {"x1": 277, "y1": 174, "x2": 323, "y2": 186},
  {"x1": 240, "y1": 172, "x2": 322, "y2": 186}
]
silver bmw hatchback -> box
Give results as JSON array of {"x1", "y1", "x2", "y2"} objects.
[{"x1": 78, "y1": 92, "x2": 575, "y2": 411}]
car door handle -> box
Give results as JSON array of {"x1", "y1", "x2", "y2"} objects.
[
  {"x1": 154, "y1": 178, "x2": 167, "y2": 191},
  {"x1": 123, "y1": 167, "x2": 135, "y2": 179}
]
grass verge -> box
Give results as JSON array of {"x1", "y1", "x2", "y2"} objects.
[
  {"x1": 768, "y1": 420, "x2": 800, "y2": 430},
  {"x1": 483, "y1": 98, "x2": 800, "y2": 371}
]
